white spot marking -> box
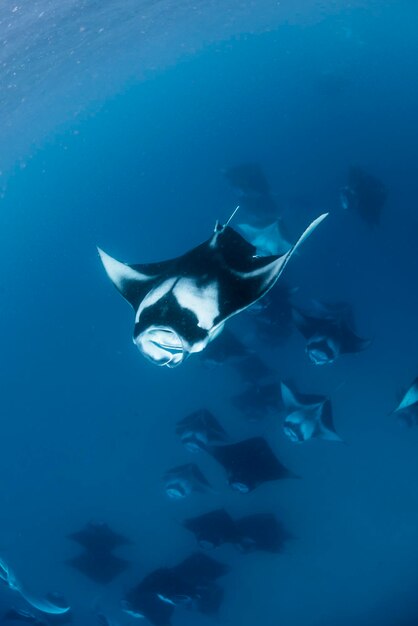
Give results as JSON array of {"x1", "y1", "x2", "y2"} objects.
[
  {"x1": 173, "y1": 279, "x2": 219, "y2": 330},
  {"x1": 135, "y1": 277, "x2": 177, "y2": 321}
]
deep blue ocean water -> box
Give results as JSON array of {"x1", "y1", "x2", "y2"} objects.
[{"x1": 1, "y1": 1, "x2": 418, "y2": 625}]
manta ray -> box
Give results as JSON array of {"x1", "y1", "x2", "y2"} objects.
[
  {"x1": 0, "y1": 558, "x2": 70, "y2": 616},
  {"x1": 163, "y1": 463, "x2": 212, "y2": 499},
  {"x1": 124, "y1": 553, "x2": 228, "y2": 625},
  {"x1": 237, "y1": 220, "x2": 291, "y2": 256},
  {"x1": 98, "y1": 211, "x2": 327, "y2": 367},
  {"x1": 67, "y1": 522, "x2": 132, "y2": 584},
  {"x1": 280, "y1": 382, "x2": 342, "y2": 443}
]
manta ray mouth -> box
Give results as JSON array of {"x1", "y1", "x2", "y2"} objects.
[
  {"x1": 165, "y1": 480, "x2": 190, "y2": 500},
  {"x1": 283, "y1": 425, "x2": 304, "y2": 443},
  {"x1": 181, "y1": 430, "x2": 208, "y2": 453},
  {"x1": 230, "y1": 480, "x2": 250, "y2": 494},
  {"x1": 134, "y1": 326, "x2": 188, "y2": 367},
  {"x1": 306, "y1": 335, "x2": 339, "y2": 366},
  {"x1": 121, "y1": 601, "x2": 145, "y2": 619}
]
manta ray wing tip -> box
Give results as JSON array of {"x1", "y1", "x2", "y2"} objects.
[
  {"x1": 96, "y1": 246, "x2": 109, "y2": 266},
  {"x1": 314, "y1": 212, "x2": 329, "y2": 226}
]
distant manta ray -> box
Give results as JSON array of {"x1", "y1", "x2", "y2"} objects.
[{"x1": 98, "y1": 210, "x2": 328, "y2": 367}]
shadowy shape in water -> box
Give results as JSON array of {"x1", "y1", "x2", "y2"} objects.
[
  {"x1": 123, "y1": 553, "x2": 228, "y2": 624},
  {"x1": 231, "y1": 382, "x2": 283, "y2": 421},
  {"x1": 292, "y1": 300, "x2": 370, "y2": 365},
  {"x1": 281, "y1": 381, "x2": 342, "y2": 443},
  {"x1": 163, "y1": 464, "x2": 212, "y2": 500},
  {"x1": 183, "y1": 509, "x2": 239, "y2": 549},
  {"x1": 67, "y1": 522, "x2": 131, "y2": 584},
  {"x1": 206, "y1": 437, "x2": 296, "y2": 493},
  {"x1": 199, "y1": 328, "x2": 250, "y2": 368},
  {"x1": 176, "y1": 409, "x2": 228, "y2": 453},
  {"x1": 234, "y1": 513, "x2": 292, "y2": 554},
  {"x1": 340, "y1": 166, "x2": 387, "y2": 226}
]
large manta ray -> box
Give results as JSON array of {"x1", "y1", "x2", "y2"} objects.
[{"x1": 98, "y1": 212, "x2": 327, "y2": 367}]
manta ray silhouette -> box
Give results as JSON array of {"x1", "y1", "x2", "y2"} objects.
[
  {"x1": 98, "y1": 212, "x2": 328, "y2": 367},
  {"x1": 123, "y1": 553, "x2": 228, "y2": 625}
]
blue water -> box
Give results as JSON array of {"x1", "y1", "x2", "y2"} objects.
[{"x1": 1, "y1": 1, "x2": 418, "y2": 625}]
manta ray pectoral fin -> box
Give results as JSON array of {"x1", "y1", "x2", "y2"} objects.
[
  {"x1": 286, "y1": 212, "x2": 328, "y2": 255},
  {"x1": 280, "y1": 382, "x2": 301, "y2": 411},
  {"x1": 344, "y1": 332, "x2": 372, "y2": 354},
  {"x1": 318, "y1": 400, "x2": 343, "y2": 442},
  {"x1": 19, "y1": 588, "x2": 71, "y2": 615},
  {"x1": 318, "y1": 428, "x2": 344, "y2": 442},
  {"x1": 209, "y1": 213, "x2": 328, "y2": 335},
  {"x1": 394, "y1": 378, "x2": 418, "y2": 412},
  {"x1": 280, "y1": 382, "x2": 325, "y2": 413},
  {"x1": 97, "y1": 248, "x2": 155, "y2": 309},
  {"x1": 230, "y1": 214, "x2": 329, "y2": 289}
]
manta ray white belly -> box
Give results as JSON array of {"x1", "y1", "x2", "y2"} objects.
[{"x1": 134, "y1": 278, "x2": 222, "y2": 366}]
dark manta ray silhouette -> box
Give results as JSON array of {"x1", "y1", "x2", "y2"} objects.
[
  {"x1": 234, "y1": 513, "x2": 291, "y2": 554},
  {"x1": 123, "y1": 553, "x2": 228, "y2": 624},
  {"x1": 122, "y1": 588, "x2": 174, "y2": 626},
  {"x1": 176, "y1": 409, "x2": 228, "y2": 452},
  {"x1": 68, "y1": 552, "x2": 129, "y2": 585},
  {"x1": 183, "y1": 508, "x2": 291, "y2": 555},
  {"x1": 199, "y1": 327, "x2": 250, "y2": 368},
  {"x1": 280, "y1": 382, "x2": 342, "y2": 443},
  {"x1": 161, "y1": 553, "x2": 228, "y2": 616},
  {"x1": 163, "y1": 463, "x2": 212, "y2": 499},
  {"x1": 231, "y1": 382, "x2": 284, "y2": 421},
  {"x1": 98, "y1": 212, "x2": 327, "y2": 367},
  {"x1": 232, "y1": 354, "x2": 274, "y2": 384},
  {"x1": 292, "y1": 300, "x2": 370, "y2": 365},
  {"x1": 173, "y1": 552, "x2": 229, "y2": 584},
  {"x1": 183, "y1": 509, "x2": 239, "y2": 549},
  {"x1": 67, "y1": 522, "x2": 131, "y2": 584},
  {"x1": 223, "y1": 163, "x2": 278, "y2": 225},
  {"x1": 340, "y1": 166, "x2": 387, "y2": 227},
  {"x1": 68, "y1": 522, "x2": 131, "y2": 552},
  {"x1": 249, "y1": 282, "x2": 295, "y2": 346},
  {"x1": 206, "y1": 437, "x2": 296, "y2": 493}
]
